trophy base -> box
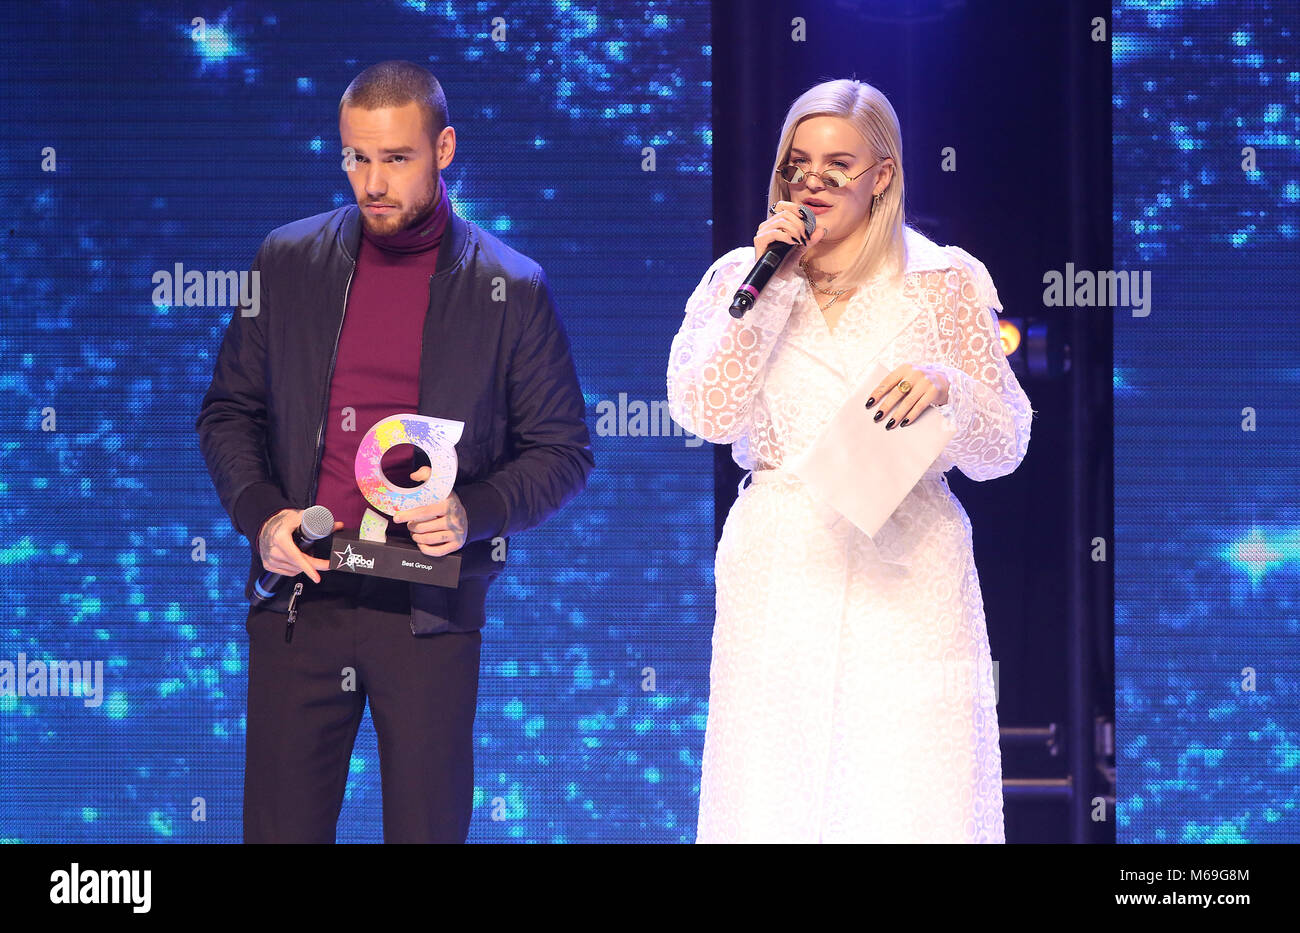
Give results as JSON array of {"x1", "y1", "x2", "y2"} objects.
[{"x1": 327, "y1": 529, "x2": 461, "y2": 587}]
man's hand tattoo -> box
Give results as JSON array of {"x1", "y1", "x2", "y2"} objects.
[
  {"x1": 259, "y1": 511, "x2": 288, "y2": 558},
  {"x1": 448, "y1": 496, "x2": 468, "y2": 545}
]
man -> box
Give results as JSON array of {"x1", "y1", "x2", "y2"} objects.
[{"x1": 195, "y1": 61, "x2": 594, "y2": 843}]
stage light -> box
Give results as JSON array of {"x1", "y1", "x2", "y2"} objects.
[{"x1": 999, "y1": 318, "x2": 1021, "y2": 356}]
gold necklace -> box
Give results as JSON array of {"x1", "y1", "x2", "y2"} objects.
[{"x1": 800, "y1": 260, "x2": 850, "y2": 309}]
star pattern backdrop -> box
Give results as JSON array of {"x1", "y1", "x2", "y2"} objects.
[
  {"x1": 1113, "y1": 0, "x2": 1300, "y2": 843},
  {"x1": 0, "y1": 0, "x2": 714, "y2": 843}
]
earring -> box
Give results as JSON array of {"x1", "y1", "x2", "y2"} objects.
[{"x1": 870, "y1": 192, "x2": 885, "y2": 215}]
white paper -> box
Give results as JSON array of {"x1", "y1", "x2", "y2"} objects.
[{"x1": 785, "y1": 361, "x2": 956, "y2": 538}]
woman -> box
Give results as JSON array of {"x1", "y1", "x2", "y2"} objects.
[{"x1": 667, "y1": 79, "x2": 1034, "y2": 843}]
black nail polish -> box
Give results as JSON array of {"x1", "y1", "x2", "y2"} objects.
[
  {"x1": 873, "y1": 410, "x2": 884, "y2": 423},
  {"x1": 864, "y1": 396, "x2": 876, "y2": 408},
  {"x1": 899, "y1": 418, "x2": 910, "y2": 427},
  {"x1": 885, "y1": 418, "x2": 896, "y2": 430}
]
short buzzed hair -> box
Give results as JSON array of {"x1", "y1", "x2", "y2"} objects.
[{"x1": 339, "y1": 60, "x2": 449, "y2": 147}]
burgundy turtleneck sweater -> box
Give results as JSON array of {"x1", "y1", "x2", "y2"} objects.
[{"x1": 315, "y1": 176, "x2": 450, "y2": 533}]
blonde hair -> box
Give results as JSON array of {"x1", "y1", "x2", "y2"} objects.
[{"x1": 767, "y1": 79, "x2": 906, "y2": 290}]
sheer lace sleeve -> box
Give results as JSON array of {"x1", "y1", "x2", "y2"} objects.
[
  {"x1": 667, "y1": 246, "x2": 804, "y2": 445},
  {"x1": 928, "y1": 247, "x2": 1034, "y2": 481}
]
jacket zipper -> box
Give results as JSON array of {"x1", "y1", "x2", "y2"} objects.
[
  {"x1": 284, "y1": 581, "x2": 303, "y2": 643},
  {"x1": 307, "y1": 258, "x2": 357, "y2": 508}
]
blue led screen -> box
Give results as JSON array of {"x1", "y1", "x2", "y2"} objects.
[
  {"x1": 0, "y1": 0, "x2": 714, "y2": 842},
  {"x1": 1114, "y1": 0, "x2": 1300, "y2": 843}
]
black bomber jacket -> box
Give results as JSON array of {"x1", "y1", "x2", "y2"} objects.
[{"x1": 195, "y1": 203, "x2": 594, "y2": 634}]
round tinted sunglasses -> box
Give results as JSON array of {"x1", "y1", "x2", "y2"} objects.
[{"x1": 776, "y1": 158, "x2": 884, "y2": 189}]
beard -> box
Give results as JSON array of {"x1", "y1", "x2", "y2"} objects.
[{"x1": 360, "y1": 171, "x2": 441, "y2": 237}]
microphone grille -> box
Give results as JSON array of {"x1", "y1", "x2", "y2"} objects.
[
  {"x1": 798, "y1": 205, "x2": 816, "y2": 237},
  {"x1": 300, "y1": 504, "x2": 336, "y2": 541}
]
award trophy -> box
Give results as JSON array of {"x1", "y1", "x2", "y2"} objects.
[{"x1": 327, "y1": 413, "x2": 465, "y2": 587}]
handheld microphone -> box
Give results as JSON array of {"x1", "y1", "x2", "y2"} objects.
[
  {"x1": 729, "y1": 205, "x2": 817, "y2": 318},
  {"x1": 252, "y1": 504, "x2": 336, "y2": 604}
]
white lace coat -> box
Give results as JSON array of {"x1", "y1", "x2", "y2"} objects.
[{"x1": 667, "y1": 226, "x2": 1033, "y2": 842}]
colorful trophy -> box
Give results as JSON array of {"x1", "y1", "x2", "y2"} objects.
[{"x1": 328, "y1": 413, "x2": 464, "y2": 586}]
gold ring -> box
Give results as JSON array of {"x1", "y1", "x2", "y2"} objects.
[{"x1": 898, "y1": 380, "x2": 913, "y2": 395}]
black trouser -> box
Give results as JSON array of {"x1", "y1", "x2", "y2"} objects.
[{"x1": 243, "y1": 572, "x2": 481, "y2": 843}]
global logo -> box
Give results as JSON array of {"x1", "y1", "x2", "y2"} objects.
[{"x1": 333, "y1": 543, "x2": 375, "y2": 572}]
